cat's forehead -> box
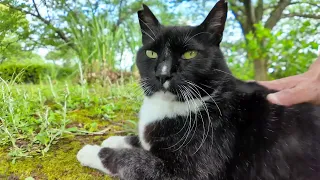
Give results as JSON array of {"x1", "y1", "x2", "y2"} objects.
[
  {"x1": 163, "y1": 26, "x2": 193, "y2": 34},
  {"x1": 155, "y1": 26, "x2": 196, "y2": 46}
]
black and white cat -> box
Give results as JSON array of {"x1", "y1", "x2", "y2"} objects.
[{"x1": 77, "y1": 1, "x2": 320, "y2": 179}]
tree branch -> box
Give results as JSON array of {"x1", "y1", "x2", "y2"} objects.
[
  {"x1": 255, "y1": 0, "x2": 263, "y2": 22},
  {"x1": 41, "y1": 0, "x2": 53, "y2": 22},
  {"x1": 229, "y1": 1, "x2": 247, "y2": 36},
  {"x1": 243, "y1": 0, "x2": 256, "y2": 29},
  {"x1": 5, "y1": 3, "x2": 78, "y2": 52},
  {"x1": 283, "y1": 13, "x2": 320, "y2": 19},
  {"x1": 231, "y1": 10, "x2": 247, "y2": 36},
  {"x1": 32, "y1": 0, "x2": 41, "y2": 18},
  {"x1": 289, "y1": 1, "x2": 320, "y2": 8},
  {"x1": 264, "y1": 0, "x2": 291, "y2": 30}
]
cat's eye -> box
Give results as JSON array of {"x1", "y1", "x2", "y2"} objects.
[
  {"x1": 182, "y1": 50, "x2": 198, "y2": 60},
  {"x1": 146, "y1": 50, "x2": 158, "y2": 59}
]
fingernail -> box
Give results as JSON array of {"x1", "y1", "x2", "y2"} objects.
[{"x1": 267, "y1": 94, "x2": 281, "y2": 105}]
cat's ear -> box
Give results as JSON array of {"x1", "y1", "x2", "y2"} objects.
[
  {"x1": 137, "y1": 4, "x2": 161, "y2": 45},
  {"x1": 199, "y1": 0, "x2": 228, "y2": 45}
]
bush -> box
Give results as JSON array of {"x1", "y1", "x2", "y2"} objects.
[{"x1": 0, "y1": 63, "x2": 76, "y2": 84}]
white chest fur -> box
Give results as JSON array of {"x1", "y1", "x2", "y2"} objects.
[{"x1": 138, "y1": 91, "x2": 210, "y2": 150}]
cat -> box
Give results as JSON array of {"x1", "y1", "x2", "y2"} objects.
[{"x1": 77, "y1": 0, "x2": 320, "y2": 179}]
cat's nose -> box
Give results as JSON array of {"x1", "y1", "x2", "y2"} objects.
[
  {"x1": 156, "y1": 62, "x2": 172, "y2": 84},
  {"x1": 156, "y1": 74, "x2": 172, "y2": 84}
]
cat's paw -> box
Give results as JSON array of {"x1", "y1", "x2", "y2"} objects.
[
  {"x1": 101, "y1": 136, "x2": 132, "y2": 149},
  {"x1": 77, "y1": 145, "x2": 112, "y2": 174}
]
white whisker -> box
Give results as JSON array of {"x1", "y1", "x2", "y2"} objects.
[
  {"x1": 138, "y1": 18, "x2": 156, "y2": 38},
  {"x1": 141, "y1": 29, "x2": 155, "y2": 41}
]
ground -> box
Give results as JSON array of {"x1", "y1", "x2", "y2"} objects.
[
  {"x1": 0, "y1": 137, "x2": 112, "y2": 180},
  {"x1": 0, "y1": 82, "x2": 142, "y2": 180}
]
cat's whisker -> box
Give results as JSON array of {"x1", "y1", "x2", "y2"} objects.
[
  {"x1": 142, "y1": 84, "x2": 151, "y2": 96},
  {"x1": 180, "y1": 85, "x2": 201, "y2": 149},
  {"x1": 167, "y1": 85, "x2": 193, "y2": 151},
  {"x1": 131, "y1": 88, "x2": 144, "y2": 97},
  {"x1": 183, "y1": 81, "x2": 211, "y2": 120},
  {"x1": 126, "y1": 84, "x2": 144, "y2": 97},
  {"x1": 183, "y1": 29, "x2": 193, "y2": 44},
  {"x1": 212, "y1": 68, "x2": 234, "y2": 78},
  {"x1": 140, "y1": 78, "x2": 156, "y2": 96},
  {"x1": 138, "y1": 18, "x2": 156, "y2": 38},
  {"x1": 170, "y1": 86, "x2": 190, "y2": 134},
  {"x1": 146, "y1": 85, "x2": 155, "y2": 95},
  {"x1": 141, "y1": 29, "x2": 155, "y2": 42},
  {"x1": 139, "y1": 82, "x2": 149, "y2": 95},
  {"x1": 185, "y1": 80, "x2": 222, "y2": 117},
  {"x1": 183, "y1": 82, "x2": 212, "y2": 154},
  {"x1": 172, "y1": 85, "x2": 198, "y2": 151},
  {"x1": 184, "y1": 32, "x2": 214, "y2": 46},
  {"x1": 199, "y1": 83, "x2": 215, "y2": 90},
  {"x1": 182, "y1": 86, "x2": 195, "y2": 150}
]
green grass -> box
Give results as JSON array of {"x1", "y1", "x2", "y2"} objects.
[{"x1": 0, "y1": 79, "x2": 143, "y2": 179}]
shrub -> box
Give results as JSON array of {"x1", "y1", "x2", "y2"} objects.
[{"x1": 0, "y1": 63, "x2": 76, "y2": 84}]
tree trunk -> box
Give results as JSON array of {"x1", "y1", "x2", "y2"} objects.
[{"x1": 253, "y1": 59, "x2": 268, "y2": 80}]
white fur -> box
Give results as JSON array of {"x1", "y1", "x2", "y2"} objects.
[
  {"x1": 101, "y1": 136, "x2": 132, "y2": 149},
  {"x1": 139, "y1": 91, "x2": 210, "y2": 150},
  {"x1": 161, "y1": 65, "x2": 167, "y2": 75},
  {"x1": 77, "y1": 145, "x2": 112, "y2": 174},
  {"x1": 163, "y1": 81, "x2": 170, "y2": 89}
]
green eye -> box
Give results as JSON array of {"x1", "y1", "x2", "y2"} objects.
[
  {"x1": 146, "y1": 50, "x2": 158, "y2": 59},
  {"x1": 182, "y1": 50, "x2": 198, "y2": 59}
]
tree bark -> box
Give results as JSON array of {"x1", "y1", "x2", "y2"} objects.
[
  {"x1": 264, "y1": 0, "x2": 291, "y2": 29},
  {"x1": 253, "y1": 59, "x2": 268, "y2": 80}
]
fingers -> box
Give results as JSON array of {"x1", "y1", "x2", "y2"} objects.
[
  {"x1": 257, "y1": 75, "x2": 303, "y2": 91},
  {"x1": 259, "y1": 46, "x2": 320, "y2": 106},
  {"x1": 266, "y1": 83, "x2": 316, "y2": 106}
]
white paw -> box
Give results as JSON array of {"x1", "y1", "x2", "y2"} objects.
[
  {"x1": 77, "y1": 144, "x2": 111, "y2": 174},
  {"x1": 101, "y1": 136, "x2": 132, "y2": 149}
]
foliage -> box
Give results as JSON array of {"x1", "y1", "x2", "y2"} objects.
[
  {"x1": 0, "y1": 1, "x2": 319, "y2": 178},
  {"x1": 67, "y1": 10, "x2": 128, "y2": 71},
  {"x1": 227, "y1": 0, "x2": 320, "y2": 80},
  {"x1": 0, "y1": 62, "x2": 76, "y2": 83},
  {"x1": 1, "y1": 0, "x2": 319, "y2": 80},
  {"x1": 244, "y1": 22, "x2": 318, "y2": 79},
  {"x1": 0, "y1": 0, "x2": 181, "y2": 75},
  {"x1": 0, "y1": 4, "x2": 33, "y2": 63},
  {"x1": 0, "y1": 80, "x2": 141, "y2": 159}
]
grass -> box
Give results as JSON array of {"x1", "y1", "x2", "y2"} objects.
[{"x1": 0, "y1": 79, "x2": 143, "y2": 179}]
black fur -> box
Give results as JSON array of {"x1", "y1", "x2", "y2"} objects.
[{"x1": 97, "y1": 1, "x2": 320, "y2": 179}]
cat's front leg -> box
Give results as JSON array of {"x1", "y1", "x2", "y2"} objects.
[
  {"x1": 97, "y1": 147, "x2": 182, "y2": 180},
  {"x1": 101, "y1": 135, "x2": 141, "y2": 149},
  {"x1": 77, "y1": 144, "x2": 116, "y2": 176},
  {"x1": 77, "y1": 145, "x2": 180, "y2": 180}
]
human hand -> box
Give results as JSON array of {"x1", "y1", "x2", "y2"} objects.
[{"x1": 258, "y1": 56, "x2": 320, "y2": 106}]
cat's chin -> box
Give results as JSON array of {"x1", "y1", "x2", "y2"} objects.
[{"x1": 149, "y1": 91, "x2": 177, "y2": 102}]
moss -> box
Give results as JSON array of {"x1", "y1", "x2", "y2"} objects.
[
  {"x1": 0, "y1": 138, "x2": 115, "y2": 180},
  {"x1": 0, "y1": 106, "x2": 135, "y2": 180},
  {"x1": 0, "y1": 83, "x2": 141, "y2": 179}
]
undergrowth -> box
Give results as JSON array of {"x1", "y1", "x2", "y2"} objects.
[{"x1": 0, "y1": 78, "x2": 142, "y2": 161}]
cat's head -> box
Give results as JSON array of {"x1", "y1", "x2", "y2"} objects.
[{"x1": 136, "y1": 0, "x2": 232, "y2": 101}]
